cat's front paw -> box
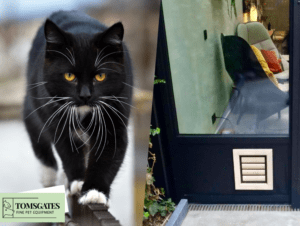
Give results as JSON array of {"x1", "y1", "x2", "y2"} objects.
[
  {"x1": 67, "y1": 180, "x2": 84, "y2": 196},
  {"x1": 78, "y1": 189, "x2": 108, "y2": 206}
]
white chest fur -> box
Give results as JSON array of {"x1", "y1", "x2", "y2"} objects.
[
  {"x1": 77, "y1": 105, "x2": 92, "y2": 119},
  {"x1": 74, "y1": 105, "x2": 93, "y2": 168}
]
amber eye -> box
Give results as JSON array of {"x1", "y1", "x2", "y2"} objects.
[
  {"x1": 64, "y1": 73, "x2": 76, "y2": 82},
  {"x1": 95, "y1": 73, "x2": 106, "y2": 82}
]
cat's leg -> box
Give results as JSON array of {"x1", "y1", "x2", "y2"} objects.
[
  {"x1": 24, "y1": 116, "x2": 58, "y2": 187},
  {"x1": 79, "y1": 130, "x2": 127, "y2": 205},
  {"x1": 54, "y1": 136, "x2": 86, "y2": 196}
]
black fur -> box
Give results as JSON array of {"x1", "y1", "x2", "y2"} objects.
[{"x1": 23, "y1": 10, "x2": 133, "y2": 200}]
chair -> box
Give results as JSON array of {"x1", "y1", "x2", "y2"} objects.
[
  {"x1": 220, "y1": 34, "x2": 289, "y2": 128},
  {"x1": 236, "y1": 22, "x2": 289, "y2": 83}
]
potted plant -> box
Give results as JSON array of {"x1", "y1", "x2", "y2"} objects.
[{"x1": 142, "y1": 75, "x2": 188, "y2": 225}]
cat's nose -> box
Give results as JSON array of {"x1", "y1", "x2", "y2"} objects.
[{"x1": 79, "y1": 85, "x2": 91, "y2": 103}]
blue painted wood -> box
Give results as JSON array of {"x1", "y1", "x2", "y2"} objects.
[
  {"x1": 291, "y1": 0, "x2": 300, "y2": 209},
  {"x1": 166, "y1": 199, "x2": 188, "y2": 226}
]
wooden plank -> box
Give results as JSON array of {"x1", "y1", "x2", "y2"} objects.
[{"x1": 68, "y1": 195, "x2": 121, "y2": 226}]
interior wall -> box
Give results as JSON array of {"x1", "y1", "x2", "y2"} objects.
[
  {"x1": 263, "y1": 1, "x2": 289, "y2": 32},
  {"x1": 162, "y1": 0, "x2": 244, "y2": 134}
]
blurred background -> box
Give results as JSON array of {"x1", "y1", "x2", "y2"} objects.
[{"x1": 0, "y1": 0, "x2": 160, "y2": 225}]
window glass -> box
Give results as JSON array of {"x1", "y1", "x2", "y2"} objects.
[{"x1": 163, "y1": 0, "x2": 290, "y2": 135}]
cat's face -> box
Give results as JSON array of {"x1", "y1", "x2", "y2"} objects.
[{"x1": 43, "y1": 19, "x2": 126, "y2": 108}]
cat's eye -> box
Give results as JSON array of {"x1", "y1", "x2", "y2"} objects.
[
  {"x1": 95, "y1": 73, "x2": 106, "y2": 82},
  {"x1": 64, "y1": 73, "x2": 76, "y2": 82}
]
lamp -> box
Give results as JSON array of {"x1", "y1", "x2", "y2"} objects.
[
  {"x1": 250, "y1": 4, "x2": 258, "y2": 21},
  {"x1": 243, "y1": 13, "x2": 249, "y2": 23}
]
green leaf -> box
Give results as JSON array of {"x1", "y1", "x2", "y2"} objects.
[
  {"x1": 154, "y1": 79, "x2": 166, "y2": 85},
  {"x1": 143, "y1": 211, "x2": 150, "y2": 220},
  {"x1": 160, "y1": 188, "x2": 165, "y2": 195},
  {"x1": 144, "y1": 199, "x2": 153, "y2": 210},
  {"x1": 149, "y1": 202, "x2": 160, "y2": 216},
  {"x1": 150, "y1": 127, "x2": 161, "y2": 136},
  {"x1": 159, "y1": 205, "x2": 166, "y2": 212},
  {"x1": 160, "y1": 210, "x2": 167, "y2": 217}
]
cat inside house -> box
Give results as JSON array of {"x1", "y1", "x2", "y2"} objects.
[{"x1": 23, "y1": 10, "x2": 133, "y2": 205}]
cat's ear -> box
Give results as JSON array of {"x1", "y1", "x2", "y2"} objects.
[
  {"x1": 44, "y1": 19, "x2": 67, "y2": 46},
  {"x1": 95, "y1": 22, "x2": 124, "y2": 46}
]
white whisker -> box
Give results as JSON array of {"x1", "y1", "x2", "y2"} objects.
[
  {"x1": 96, "y1": 67, "x2": 120, "y2": 74},
  {"x1": 97, "y1": 104, "x2": 116, "y2": 160},
  {"x1": 46, "y1": 50, "x2": 74, "y2": 66},
  {"x1": 99, "y1": 101, "x2": 128, "y2": 130},
  {"x1": 54, "y1": 104, "x2": 73, "y2": 145},
  {"x1": 66, "y1": 48, "x2": 75, "y2": 66},
  {"x1": 77, "y1": 107, "x2": 94, "y2": 135},
  {"x1": 77, "y1": 108, "x2": 97, "y2": 149},
  {"x1": 47, "y1": 101, "x2": 70, "y2": 127},
  {"x1": 74, "y1": 108, "x2": 86, "y2": 133},
  {"x1": 71, "y1": 107, "x2": 84, "y2": 143},
  {"x1": 122, "y1": 82, "x2": 141, "y2": 91},
  {"x1": 25, "y1": 96, "x2": 66, "y2": 119},
  {"x1": 112, "y1": 95, "x2": 125, "y2": 108},
  {"x1": 100, "y1": 96, "x2": 136, "y2": 109},
  {"x1": 29, "y1": 96, "x2": 70, "y2": 100},
  {"x1": 95, "y1": 105, "x2": 107, "y2": 159},
  {"x1": 94, "y1": 46, "x2": 109, "y2": 67},
  {"x1": 95, "y1": 51, "x2": 126, "y2": 68},
  {"x1": 37, "y1": 101, "x2": 70, "y2": 142},
  {"x1": 89, "y1": 106, "x2": 102, "y2": 153},
  {"x1": 27, "y1": 82, "x2": 47, "y2": 87},
  {"x1": 68, "y1": 107, "x2": 75, "y2": 153},
  {"x1": 69, "y1": 107, "x2": 79, "y2": 153},
  {"x1": 97, "y1": 61, "x2": 124, "y2": 69},
  {"x1": 27, "y1": 82, "x2": 48, "y2": 90},
  {"x1": 101, "y1": 96, "x2": 128, "y2": 99},
  {"x1": 27, "y1": 84, "x2": 46, "y2": 90},
  {"x1": 98, "y1": 101, "x2": 129, "y2": 120}
]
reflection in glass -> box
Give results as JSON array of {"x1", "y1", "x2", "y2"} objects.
[
  {"x1": 220, "y1": 23, "x2": 289, "y2": 134},
  {"x1": 163, "y1": 0, "x2": 289, "y2": 134}
]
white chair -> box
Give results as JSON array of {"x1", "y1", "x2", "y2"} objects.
[{"x1": 236, "y1": 22, "x2": 289, "y2": 82}]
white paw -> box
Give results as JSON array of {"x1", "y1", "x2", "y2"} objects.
[
  {"x1": 69, "y1": 180, "x2": 84, "y2": 196},
  {"x1": 78, "y1": 189, "x2": 108, "y2": 205},
  {"x1": 40, "y1": 164, "x2": 57, "y2": 187}
]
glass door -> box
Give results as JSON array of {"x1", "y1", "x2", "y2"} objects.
[{"x1": 153, "y1": 0, "x2": 300, "y2": 207}]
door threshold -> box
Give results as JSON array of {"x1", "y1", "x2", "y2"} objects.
[{"x1": 188, "y1": 204, "x2": 300, "y2": 211}]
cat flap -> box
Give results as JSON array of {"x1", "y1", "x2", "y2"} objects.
[
  {"x1": 44, "y1": 19, "x2": 69, "y2": 46},
  {"x1": 95, "y1": 22, "x2": 124, "y2": 46}
]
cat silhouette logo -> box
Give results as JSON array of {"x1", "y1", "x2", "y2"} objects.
[{"x1": 2, "y1": 199, "x2": 14, "y2": 218}]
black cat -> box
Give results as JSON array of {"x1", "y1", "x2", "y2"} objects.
[{"x1": 23, "y1": 10, "x2": 133, "y2": 205}]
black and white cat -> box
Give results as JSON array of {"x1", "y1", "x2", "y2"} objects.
[{"x1": 23, "y1": 10, "x2": 133, "y2": 205}]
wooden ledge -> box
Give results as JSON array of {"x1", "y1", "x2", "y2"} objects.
[{"x1": 67, "y1": 195, "x2": 121, "y2": 226}]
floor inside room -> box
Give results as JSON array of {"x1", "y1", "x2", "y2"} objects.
[
  {"x1": 0, "y1": 119, "x2": 134, "y2": 226},
  {"x1": 219, "y1": 81, "x2": 289, "y2": 135}
]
